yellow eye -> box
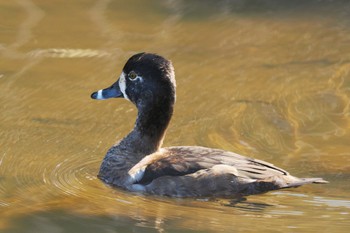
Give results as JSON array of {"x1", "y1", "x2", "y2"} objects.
[{"x1": 128, "y1": 71, "x2": 137, "y2": 80}]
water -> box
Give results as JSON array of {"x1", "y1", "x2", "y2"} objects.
[{"x1": 1, "y1": 0, "x2": 350, "y2": 232}]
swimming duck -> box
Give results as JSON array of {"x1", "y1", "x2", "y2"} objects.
[{"x1": 91, "y1": 52, "x2": 327, "y2": 197}]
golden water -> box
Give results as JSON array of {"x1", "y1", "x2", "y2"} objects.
[{"x1": 0, "y1": 0, "x2": 349, "y2": 232}]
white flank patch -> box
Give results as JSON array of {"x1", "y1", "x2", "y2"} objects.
[
  {"x1": 118, "y1": 72, "x2": 130, "y2": 100},
  {"x1": 127, "y1": 166, "x2": 146, "y2": 183},
  {"x1": 96, "y1": 90, "x2": 105, "y2": 100}
]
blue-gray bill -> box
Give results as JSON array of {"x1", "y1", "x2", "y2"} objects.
[{"x1": 91, "y1": 80, "x2": 123, "y2": 100}]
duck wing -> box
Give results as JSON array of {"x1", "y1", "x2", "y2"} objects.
[
  {"x1": 126, "y1": 146, "x2": 327, "y2": 197},
  {"x1": 127, "y1": 146, "x2": 289, "y2": 185}
]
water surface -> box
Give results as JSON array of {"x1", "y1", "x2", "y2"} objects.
[{"x1": 0, "y1": 0, "x2": 350, "y2": 232}]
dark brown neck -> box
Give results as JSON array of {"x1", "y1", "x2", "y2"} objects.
[{"x1": 118, "y1": 98, "x2": 174, "y2": 156}]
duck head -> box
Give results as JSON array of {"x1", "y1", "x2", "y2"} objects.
[{"x1": 91, "y1": 53, "x2": 176, "y2": 111}]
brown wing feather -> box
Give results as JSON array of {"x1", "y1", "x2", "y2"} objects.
[
  {"x1": 137, "y1": 155, "x2": 202, "y2": 184},
  {"x1": 135, "y1": 146, "x2": 289, "y2": 185}
]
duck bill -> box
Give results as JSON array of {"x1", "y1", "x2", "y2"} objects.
[{"x1": 91, "y1": 80, "x2": 123, "y2": 100}]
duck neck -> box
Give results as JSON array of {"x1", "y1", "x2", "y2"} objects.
[{"x1": 118, "y1": 99, "x2": 174, "y2": 156}]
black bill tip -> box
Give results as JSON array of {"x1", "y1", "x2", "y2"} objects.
[{"x1": 91, "y1": 91, "x2": 98, "y2": 99}]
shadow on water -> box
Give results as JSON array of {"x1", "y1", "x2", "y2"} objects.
[
  {"x1": 0, "y1": 194, "x2": 281, "y2": 233},
  {"x1": 2, "y1": 197, "x2": 277, "y2": 233},
  {"x1": 222, "y1": 197, "x2": 274, "y2": 212},
  {"x1": 163, "y1": 0, "x2": 350, "y2": 19},
  {"x1": 3, "y1": 209, "x2": 208, "y2": 233}
]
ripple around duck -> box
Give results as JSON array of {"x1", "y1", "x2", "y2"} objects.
[
  {"x1": 42, "y1": 153, "x2": 103, "y2": 199},
  {"x1": 39, "y1": 150, "x2": 150, "y2": 210}
]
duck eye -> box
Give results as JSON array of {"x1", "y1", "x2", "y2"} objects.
[{"x1": 128, "y1": 71, "x2": 137, "y2": 80}]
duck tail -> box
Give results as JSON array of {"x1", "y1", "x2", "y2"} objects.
[{"x1": 285, "y1": 177, "x2": 329, "y2": 188}]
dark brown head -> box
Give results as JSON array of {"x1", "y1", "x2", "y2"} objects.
[{"x1": 91, "y1": 53, "x2": 176, "y2": 111}]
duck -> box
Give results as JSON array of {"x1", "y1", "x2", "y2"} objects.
[{"x1": 91, "y1": 52, "x2": 327, "y2": 198}]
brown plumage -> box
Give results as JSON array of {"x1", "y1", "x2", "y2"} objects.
[{"x1": 91, "y1": 53, "x2": 327, "y2": 198}]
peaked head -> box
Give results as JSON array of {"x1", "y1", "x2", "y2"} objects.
[{"x1": 91, "y1": 53, "x2": 176, "y2": 109}]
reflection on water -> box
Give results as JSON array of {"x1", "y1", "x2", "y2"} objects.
[{"x1": 0, "y1": 0, "x2": 350, "y2": 232}]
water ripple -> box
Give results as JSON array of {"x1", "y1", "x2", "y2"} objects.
[
  {"x1": 28, "y1": 48, "x2": 112, "y2": 58},
  {"x1": 9, "y1": 0, "x2": 45, "y2": 50},
  {"x1": 42, "y1": 154, "x2": 101, "y2": 199}
]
